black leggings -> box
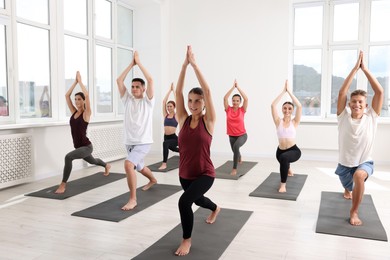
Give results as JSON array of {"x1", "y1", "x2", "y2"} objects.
[
  {"x1": 62, "y1": 144, "x2": 106, "y2": 183},
  {"x1": 179, "y1": 176, "x2": 217, "y2": 239},
  {"x1": 229, "y1": 133, "x2": 248, "y2": 169},
  {"x1": 162, "y1": 134, "x2": 179, "y2": 162},
  {"x1": 276, "y1": 144, "x2": 301, "y2": 183}
]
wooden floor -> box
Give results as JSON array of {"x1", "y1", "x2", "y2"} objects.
[{"x1": 1, "y1": 155, "x2": 389, "y2": 260}]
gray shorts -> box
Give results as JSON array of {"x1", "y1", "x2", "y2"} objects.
[{"x1": 125, "y1": 144, "x2": 151, "y2": 171}]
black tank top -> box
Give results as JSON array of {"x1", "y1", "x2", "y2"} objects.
[{"x1": 70, "y1": 111, "x2": 91, "y2": 148}]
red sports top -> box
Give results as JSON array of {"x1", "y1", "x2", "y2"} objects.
[
  {"x1": 178, "y1": 115, "x2": 215, "y2": 180},
  {"x1": 225, "y1": 106, "x2": 246, "y2": 136}
]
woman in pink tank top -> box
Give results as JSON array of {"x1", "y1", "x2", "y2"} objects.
[
  {"x1": 271, "y1": 80, "x2": 302, "y2": 193},
  {"x1": 174, "y1": 46, "x2": 221, "y2": 256}
]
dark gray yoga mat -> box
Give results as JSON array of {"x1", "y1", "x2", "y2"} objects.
[
  {"x1": 147, "y1": 156, "x2": 180, "y2": 172},
  {"x1": 25, "y1": 172, "x2": 125, "y2": 200},
  {"x1": 215, "y1": 161, "x2": 258, "y2": 180},
  {"x1": 249, "y1": 172, "x2": 307, "y2": 201},
  {"x1": 315, "y1": 191, "x2": 388, "y2": 241},
  {"x1": 132, "y1": 207, "x2": 253, "y2": 259},
  {"x1": 71, "y1": 184, "x2": 182, "y2": 222}
]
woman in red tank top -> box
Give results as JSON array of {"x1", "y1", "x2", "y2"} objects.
[
  {"x1": 173, "y1": 46, "x2": 221, "y2": 256},
  {"x1": 55, "y1": 71, "x2": 111, "y2": 194}
]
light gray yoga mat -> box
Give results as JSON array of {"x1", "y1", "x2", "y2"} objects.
[
  {"x1": 71, "y1": 184, "x2": 182, "y2": 222},
  {"x1": 215, "y1": 161, "x2": 258, "y2": 180},
  {"x1": 315, "y1": 191, "x2": 388, "y2": 241},
  {"x1": 25, "y1": 172, "x2": 125, "y2": 200},
  {"x1": 249, "y1": 172, "x2": 307, "y2": 201},
  {"x1": 147, "y1": 156, "x2": 180, "y2": 172},
  {"x1": 132, "y1": 207, "x2": 253, "y2": 259}
]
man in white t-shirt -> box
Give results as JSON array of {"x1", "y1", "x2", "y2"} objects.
[
  {"x1": 335, "y1": 51, "x2": 384, "y2": 226},
  {"x1": 116, "y1": 51, "x2": 157, "y2": 210}
]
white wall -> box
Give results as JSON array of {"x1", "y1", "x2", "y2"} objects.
[{"x1": 162, "y1": 0, "x2": 290, "y2": 159}]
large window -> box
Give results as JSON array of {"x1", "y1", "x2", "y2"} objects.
[
  {"x1": 0, "y1": 0, "x2": 134, "y2": 125},
  {"x1": 292, "y1": 0, "x2": 390, "y2": 118},
  {"x1": 16, "y1": 0, "x2": 51, "y2": 119}
]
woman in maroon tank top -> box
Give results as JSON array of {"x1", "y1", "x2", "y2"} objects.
[
  {"x1": 174, "y1": 46, "x2": 221, "y2": 256},
  {"x1": 55, "y1": 71, "x2": 111, "y2": 194}
]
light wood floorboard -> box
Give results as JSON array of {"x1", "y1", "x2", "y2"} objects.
[{"x1": 1, "y1": 155, "x2": 389, "y2": 260}]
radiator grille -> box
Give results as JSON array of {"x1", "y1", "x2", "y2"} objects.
[
  {"x1": 88, "y1": 124, "x2": 126, "y2": 162},
  {"x1": 0, "y1": 133, "x2": 33, "y2": 188}
]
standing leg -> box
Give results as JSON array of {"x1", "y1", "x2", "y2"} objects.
[
  {"x1": 159, "y1": 138, "x2": 169, "y2": 170},
  {"x1": 276, "y1": 146, "x2": 301, "y2": 193},
  {"x1": 55, "y1": 146, "x2": 93, "y2": 194},
  {"x1": 122, "y1": 159, "x2": 138, "y2": 210},
  {"x1": 231, "y1": 134, "x2": 248, "y2": 171},
  {"x1": 350, "y1": 169, "x2": 368, "y2": 225},
  {"x1": 176, "y1": 176, "x2": 220, "y2": 256}
]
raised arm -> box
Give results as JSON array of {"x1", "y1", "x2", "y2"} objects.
[
  {"x1": 117, "y1": 55, "x2": 135, "y2": 98},
  {"x1": 162, "y1": 83, "x2": 174, "y2": 117},
  {"x1": 223, "y1": 81, "x2": 236, "y2": 111},
  {"x1": 235, "y1": 81, "x2": 248, "y2": 112},
  {"x1": 271, "y1": 81, "x2": 287, "y2": 127},
  {"x1": 175, "y1": 49, "x2": 190, "y2": 128},
  {"x1": 76, "y1": 71, "x2": 91, "y2": 122},
  {"x1": 337, "y1": 51, "x2": 362, "y2": 115},
  {"x1": 285, "y1": 81, "x2": 302, "y2": 126},
  {"x1": 65, "y1": 76, "x2": 78, "y2": 115},
  {"x1": 134, "y1": 51, "x2": 154, "y2": 100},
  {"x1": 40, "y1": 86, "x2": 49, "y2": 104},
  {"x1": 188, "y1": 46, "x2": 216, "y2": 134},
  {"x1": 360, "y1": 54, "x2": 384, "y2": 115}
]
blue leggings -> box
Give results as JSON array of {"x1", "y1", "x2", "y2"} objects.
[
  {"x1": 179, "y1": 176, "x2": 217, "y2": 239},
  {"x1": 229, "y1": 133, "x2": 248, "y2": 169},
  {"x1": 276, "y1": 145, "x2": 301, "y2": 183},
  {"x1": 62, "y1": 144, "x2": 106, "y2": 183}
]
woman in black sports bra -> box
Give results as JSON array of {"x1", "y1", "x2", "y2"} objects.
[{"x1": 159, "y1": 83, "x2": 180, "y2": 170}]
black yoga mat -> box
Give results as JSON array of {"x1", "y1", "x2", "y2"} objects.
[
  {"x1": 71, "y1": 184, "x2": 182, "y2": 222},
  {"x1": 147, "y1": 156, "x2": 180, "y2": 172},
  {"x1": 215, "y1": 161, "x2": 258, "y2": 180},
  {"x1": 132, "y1": 207, "x2": 253, "y2": 259},
  {"x1": 249, "y1": 172, "x2": 307, "y2": 201},
  {"x1": 315, "y1": 191, "x2": 388, "y2": 241},
  {"x1": 25, "y1": 172, "x2": 125, "y2": 200}
]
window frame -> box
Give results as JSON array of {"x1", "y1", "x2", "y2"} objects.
[{"x1": 291, "y1": 0, "x2": 390, "y2": 122}]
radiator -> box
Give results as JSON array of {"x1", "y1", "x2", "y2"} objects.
[
  {"x1": 0, "y1": 133, "x2": 33, "y2": 189},
  {"x1": 87, "y1": 124, "x2": 127, "y2": 163}
]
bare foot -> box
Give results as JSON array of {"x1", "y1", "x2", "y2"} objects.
[
  {"x1": 230, "y1": 169, "x2": 237, "y2": 176},
  {"x1": 206, "y1": 206, "x2": 221, "y2": 224},
  {"x1": 142, "y1": 179, "x2": 157, "y2": 191},
  {"x1": 158, "y1": 163, "x2": 167, "y2": 170},
  {"x1": 350, "y1": 211, "x2": 363, "y2": 226},
  {"x1": 104, "y1": 163, "x2": 111, "y2": 176},
  {"x1": 288, "y1": 168, "x2": 294, "y2": 177},
  {"x1": 121, "y1": 199, "x2": 137, "y2": 210},
  {"x1": 175, "y1": 238, "x2": 191, "y2": 256},
  {"x1": 238, "y1": 156, "x2": 243, "y2": 164},
  {"x1": 55, "y1": 182, "x2": 66, "y2": 194},
  {"x1": 343, "y1": 189, "x2": 352, "y2": 200},
  {"x1": 278, "y1": 183, "x2": 286, "y2": 193}
]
